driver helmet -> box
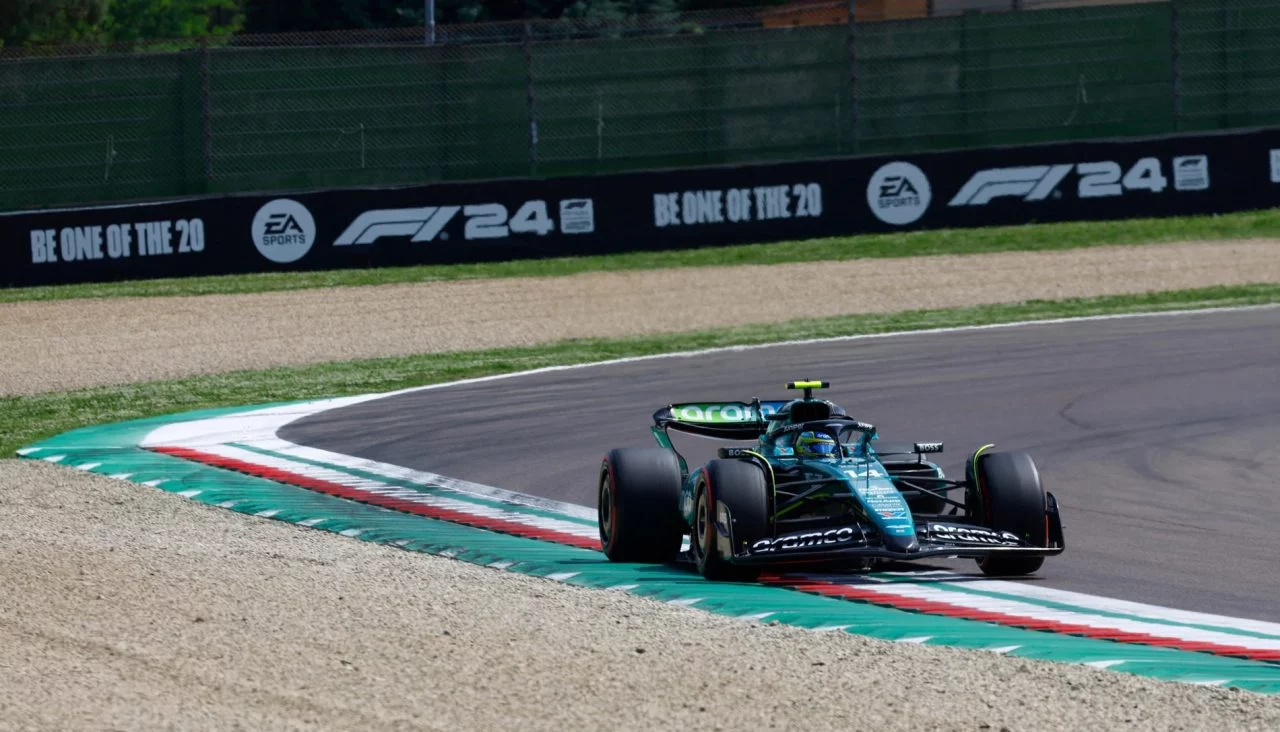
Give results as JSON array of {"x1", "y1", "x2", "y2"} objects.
[{"x1": 796, "y1": 431, "x2": 837, "y2": 458}]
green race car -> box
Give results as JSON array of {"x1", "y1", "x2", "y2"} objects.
[{"x1": 597, "y1": 380, "x2": 1065, "y2": 582}]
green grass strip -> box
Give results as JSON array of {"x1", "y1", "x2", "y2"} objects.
[
  {"x1": 4, "y1": 208, "x2": 1279, "y2": 303},
  {"x1": 4, "y1": 283, "x2": 1279, "y2": 455}
]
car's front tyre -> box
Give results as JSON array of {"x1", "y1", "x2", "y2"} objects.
[
  {"x1": 967, "y1": 450, "x2": 1047, "y2": 577},
  {"x1": 691, "y1": 459, "x2": 768, "y2": 582}
]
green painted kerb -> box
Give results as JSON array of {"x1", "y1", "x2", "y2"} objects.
[{"x1": 16, "y1": 404, "x2": 1280, "y2": 694}]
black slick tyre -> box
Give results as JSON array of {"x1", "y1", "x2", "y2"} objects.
[
  {"x1": 598, "y1": 448, "x2": 685, "y2": 562},
  {"x1": 691, "y1": 459, "x2": 769, "y2": 582},
  {"x1": 968, "y1": 450, "x2": 1048, "y2": 577}
]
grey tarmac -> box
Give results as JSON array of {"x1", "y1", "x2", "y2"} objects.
[{"x1": 284, "y1": 306, "x2": 1280, "y2": 622}]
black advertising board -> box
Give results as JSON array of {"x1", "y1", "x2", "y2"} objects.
[{"x1": 5, "y1": 126, "x2": 1280, "y2": 287}]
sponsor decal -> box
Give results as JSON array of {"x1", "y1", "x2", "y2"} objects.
[
  {"x1": 1172, "y1": 155, "x2": 1210, "y2": 191},
  {"x1": 929, "y1": 523, "x2": 1021, "y2": 546},
  {"x1": 558, "y1": 198, "x2": 595, "y2": 234},
  {"x1": 750, "y1": 526, "x2": 858, "y2": 554},
  {"x1": 914, "y1": 442, "x2": 944, "y2": 454},
  {"x1": 29, "y1": 218, "x2": 205, "y2": 265},
  {"x1": 866, "y1": 161, "x2": 931, "y2": 225},
  {"x1": 671, "y1": 403, "x2": 774, "y2": 423},
  {"x1": 334, "y1": 199, "x2": 571, "y2": 245},
  {"x1": 251, "y1": 199, "x2": 315, "y2": 264},
  {"x1": 853, "y1": 481, "x2": 906, "y2": 518},
  {"x1": 949, "y1": 157, "x2": 1170, "y2": 206},
  {"x1": 653, "y1": 183, "x2": 823, "y2": 228}
]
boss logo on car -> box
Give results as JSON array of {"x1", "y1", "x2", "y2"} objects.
[
  {"x1": 750, "y1": 526, "x2": 858, "y2": 554},
  {"x1": 948, "y1": 156, "x2": 1207, "y2": 206},
  {"x1": 928, "y1": 523, "x2": 1021, "y2": 546}
]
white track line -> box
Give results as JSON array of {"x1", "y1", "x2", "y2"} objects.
[
  {"x1": 189, "y1": 444, "x2": 599, "y2": 542},
  {"x1": 257, "y1": 439, "x2": 595, "y2": 522},
  {"x1": 954, "y1": 580, "x2": 1280, "y2": 639},
  {"x1": 846, "y1": 582, "x2": 1280, "y2": 652},
  {"x1": 145, "y1": 303, "x2": 1280, "y2": 450}
]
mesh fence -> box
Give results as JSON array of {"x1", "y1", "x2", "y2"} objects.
[{"x1": 1, "y1": 0, "x2": 1277, "y2": 211}]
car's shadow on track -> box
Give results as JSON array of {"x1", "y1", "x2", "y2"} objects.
[
  {"x1": 535, "y1": 552, "x2": 1049, "y2": 589},
  {"x1": 546, "y1": 554, "x2": 1053, "y2": 586}
]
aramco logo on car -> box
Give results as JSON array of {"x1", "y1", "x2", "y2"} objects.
[{"x1": 672, "y1": 403, "x2": 779, "y2": 423}]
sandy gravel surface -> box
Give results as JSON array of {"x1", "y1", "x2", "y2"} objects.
[
  {"x1": 4, "y1": 459, "x2": 1279, "y2": 731},
  {"x1": 4, "y1": 239, "x2": 1280, "y2": 395}
]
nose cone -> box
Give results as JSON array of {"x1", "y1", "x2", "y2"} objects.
[
  {"x1": 846, "y1": 466, "x2": 917, "y2": 553},
  {"x1": 881, "y1": 528, "x2": 919, "y2": 553}
]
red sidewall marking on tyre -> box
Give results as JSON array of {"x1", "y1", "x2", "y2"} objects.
[
  {"x1": 701, "y1": 468, "x2": 715, "y2": 562},
  {"x1": 601, "y1": 459, "x2": 618, "y2": 553}
]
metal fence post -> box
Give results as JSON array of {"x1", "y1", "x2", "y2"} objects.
[
  {"x1": 846, "y1": 0, "x2": 858, "y2": 153},
  {"x1": 960, "y1": 11, "x2": 971, "y2": 145},
  {"x1": 199, "y1": 37, "x2": 213, "y2": 187},
  {"x1": 1171, "y1": 0, "x2": 1182, "y2": 132},
  {"x1": 1219, "y1": 0, "x2": 1229, "y2": 129},
  {"x1": 524, "y1": 21, "x2": 538, "y2": 178}
]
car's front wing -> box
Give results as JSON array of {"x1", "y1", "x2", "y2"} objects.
[
  {"x1": 719, "y1": 515, "x2": 1066, "y2": 567},
  {"x1": 725, "y1": 541, "x2": 1064, "y2": 566}
]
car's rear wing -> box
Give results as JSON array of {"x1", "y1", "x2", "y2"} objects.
[{"x1": 652, "y1": 400, "x2": 791, "y2": 440}]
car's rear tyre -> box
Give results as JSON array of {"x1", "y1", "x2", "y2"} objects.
[
  {"x1": 968, "y1": 450, "x2": 1047, "y2": 577},
  {"x1": 692, "y1": 459, "x2": 768, "y2": 582},
  {"x1": 598, "y1": 448, "x2": 685, "y2": 563}
]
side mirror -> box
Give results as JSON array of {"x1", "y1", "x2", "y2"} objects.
[{"x1": 914, "y1": 442, "x2": 944, "y2": 454}]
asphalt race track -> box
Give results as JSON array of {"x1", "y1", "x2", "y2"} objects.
[{"x1": 283, "y1": 307, "x2": 1280, "y2": 622}]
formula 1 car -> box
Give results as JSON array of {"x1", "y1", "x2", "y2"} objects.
[{"x1": 597, "y1": 381, "x2": 1064, "y2": 581}]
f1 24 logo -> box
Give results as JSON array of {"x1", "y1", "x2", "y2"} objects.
[
  {"x1": 334, "y1": 199, "x2": 591, "y2": 245},
  {"x1": 949, "y1": 157, "x2": 1181, "y2": 206}
]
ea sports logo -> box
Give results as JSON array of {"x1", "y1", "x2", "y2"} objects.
[
  {"x1": 265, "y1": 212, "x2": 303, "y2": 236},
  {"x1": 252, "y1": 199, "x2": 316, "y2": 263},
  {"x1": 866, "y1": 161, "x2": 931, "y2": 226}
]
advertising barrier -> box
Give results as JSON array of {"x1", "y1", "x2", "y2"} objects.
[{"x1": 5, "y1": 126, "x2": 1280, "y2": 288}]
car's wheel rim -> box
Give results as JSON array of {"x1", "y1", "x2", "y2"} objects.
[
  {"x1": 599, "y1": 474, "x2": 613, "y2": 546},
  {"x1": 694, "y1": 491, "x2": 709, "y2": 559}
]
